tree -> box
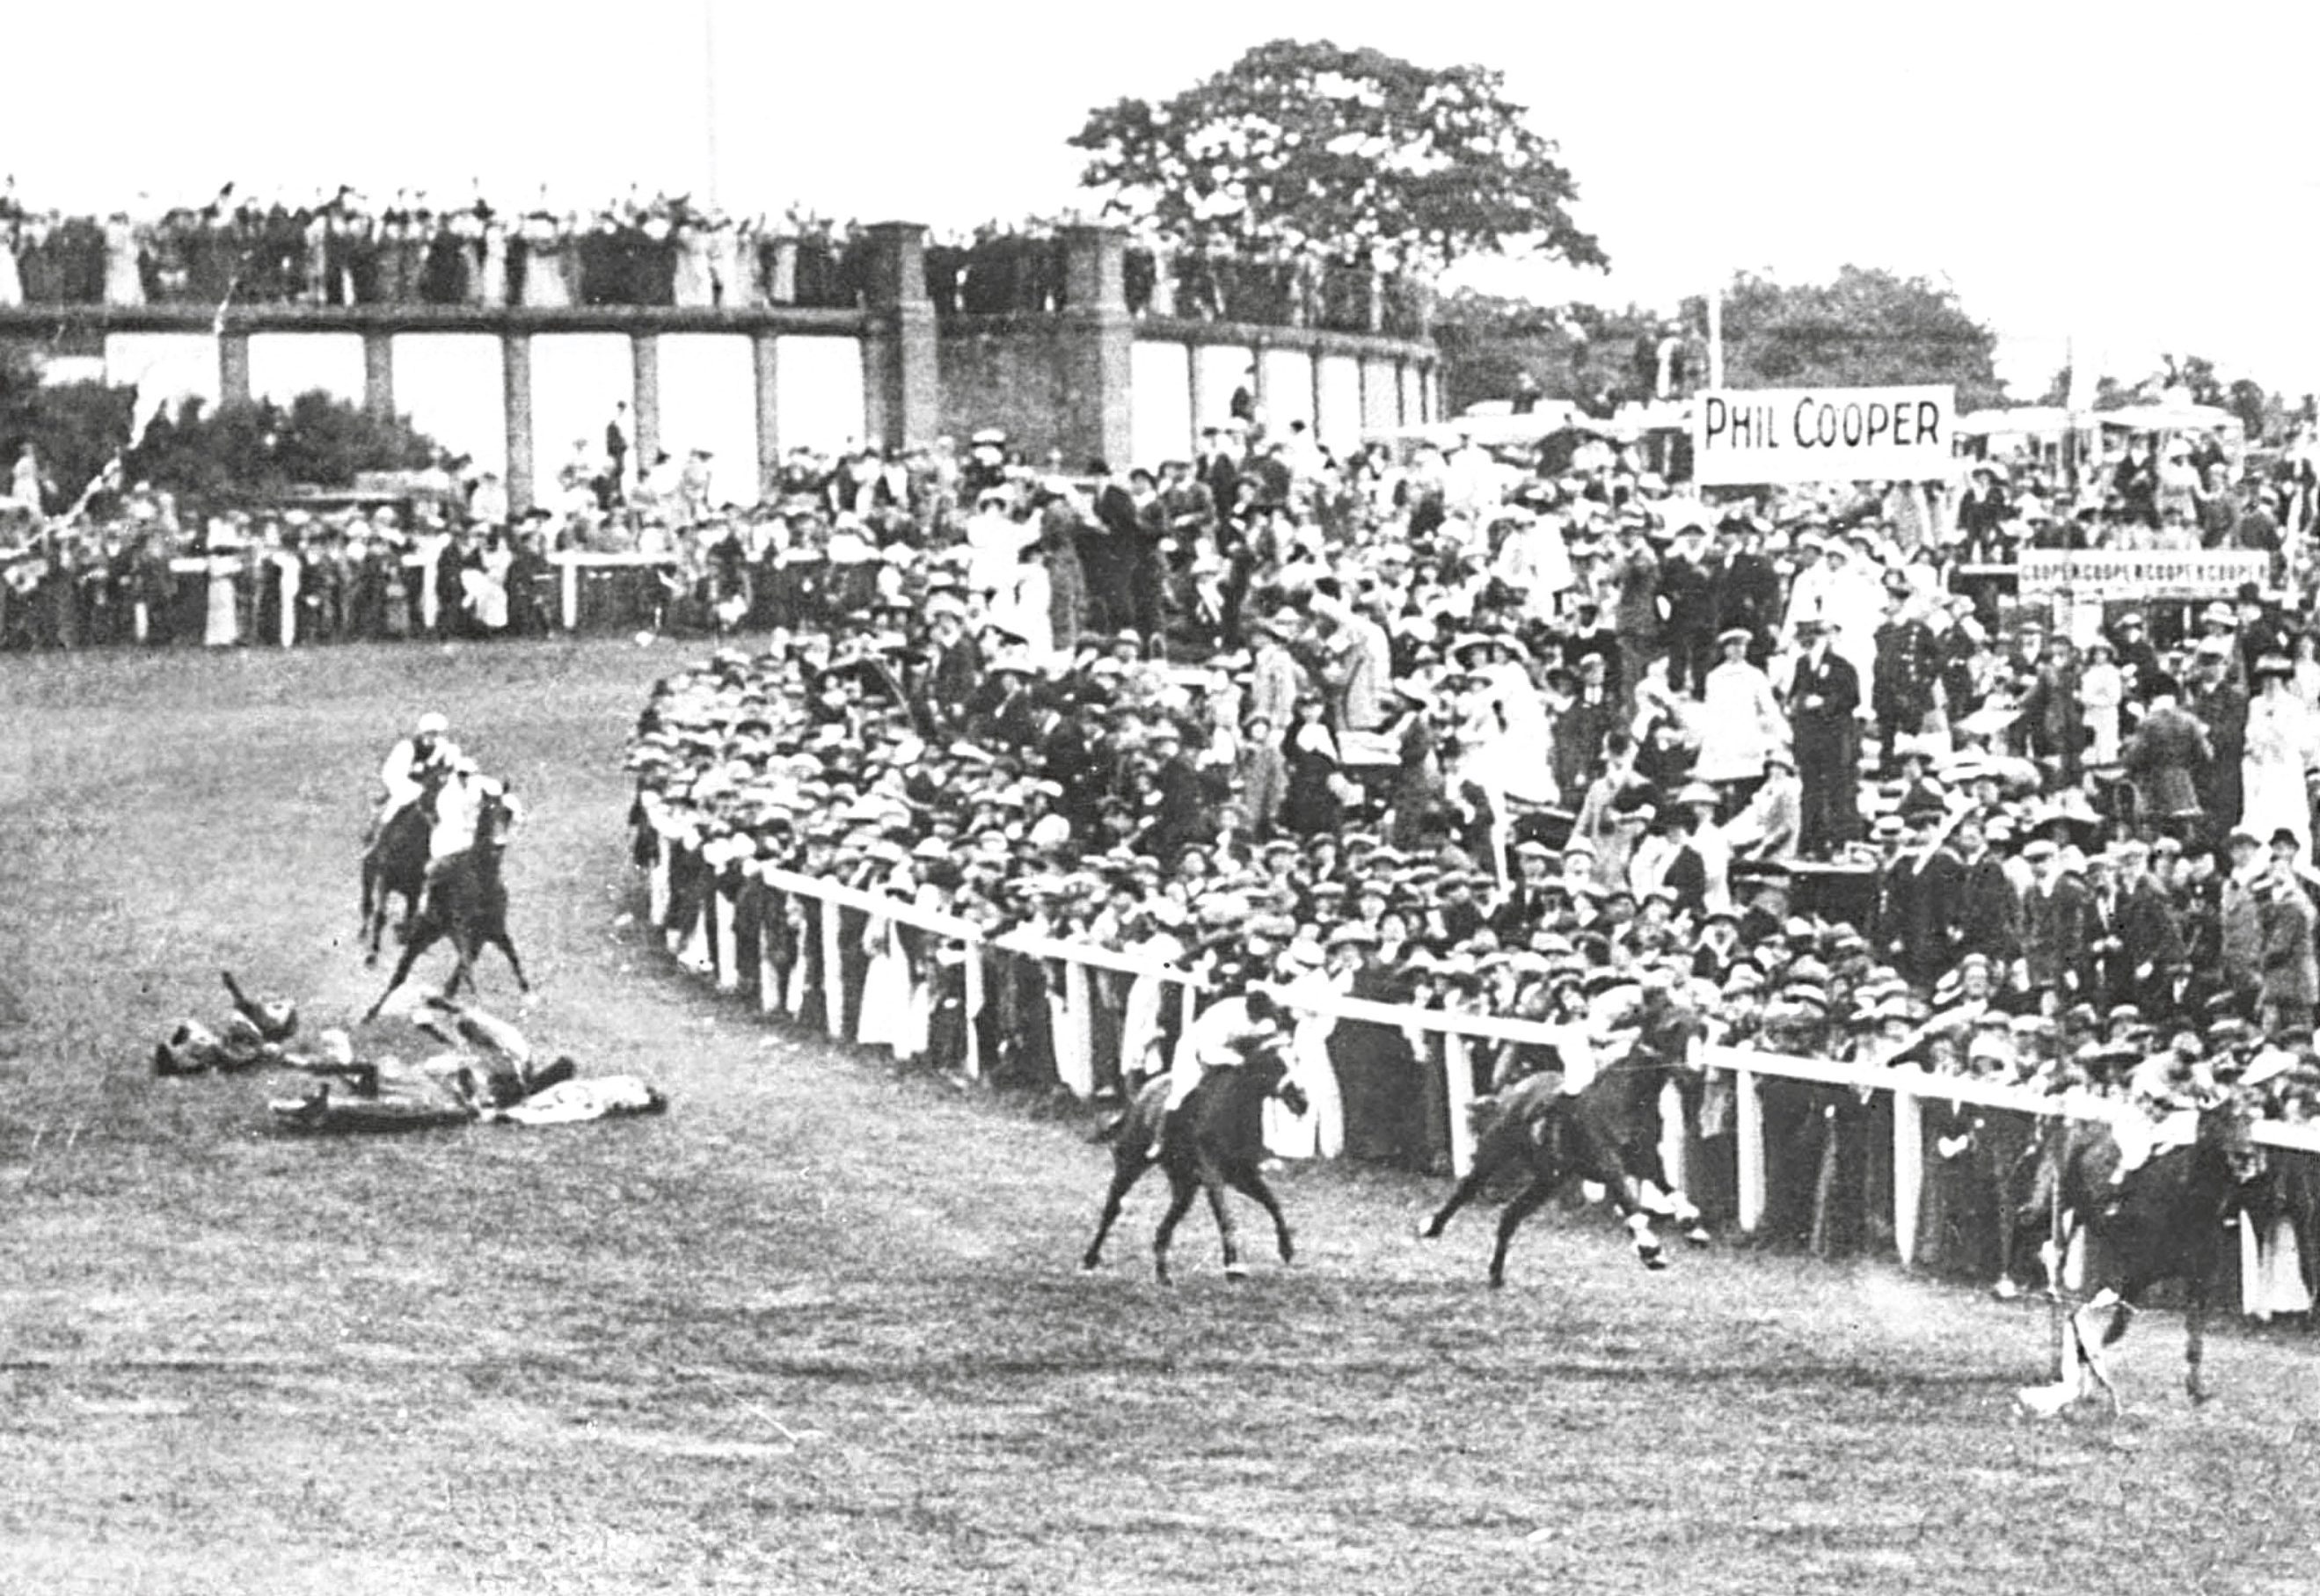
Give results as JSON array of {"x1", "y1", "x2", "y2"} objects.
[
  {"x1": 0, "y1": 351, "x2": 140, "y2": 509},
  {"x1": 125, "y1": 391, "x2": 441, "y2": 511},
  {"x1": 1687, "y1": 267, "x2": 2005, "y2": 412},
  {"x1": 1433, "y1": 291, "x2": 1680, "y2": 418},
  {"x1": 1071, "y1": 40, "x2": 1607, "y2": 277}
]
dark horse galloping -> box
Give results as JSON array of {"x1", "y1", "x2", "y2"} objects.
[
  {"x1": 1081, "y1": 994, "x2": 1309, "y2": 1284},
  {"x1": 2017, "y1": 1100, "x2": 2267, "y2": 1417},
  {"x1": 364, "y1": 785, "x2": 529, "y2": 1021},
  {"x1": 360, "y1": 774, "x2": 444, "y2": 966},
  {"x1": 1419, "y1": 1053, "x2": 1709, "y2": 1286}
]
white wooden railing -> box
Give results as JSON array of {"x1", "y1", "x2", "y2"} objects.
[{"x1": 635, "y1": 794, "x2": 2320, "y2": 1316}]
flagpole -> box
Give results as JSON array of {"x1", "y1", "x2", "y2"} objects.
[{"x1": 703, "y1": 0, "x2": 720, "y2": 210}]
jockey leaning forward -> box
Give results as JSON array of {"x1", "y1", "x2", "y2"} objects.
[
  {"x1": 1578, "y1": 964, "x2": 1714, "y2": 1243},
  {"x1": 376, "y1": 711, "x2": 459, "y2": 835},
  {"x1": 1150, "y1": 984, "x2": 1291, "y2": 1162},
  {"x1": 419, "y1": 753, "x2": 523, "y2": 916}
]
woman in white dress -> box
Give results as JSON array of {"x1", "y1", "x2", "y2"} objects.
[
  {"x1": 476, "y1": 215, "x2": 509, "y2": 307},
  {"x1": 2241, "y1": 657, "x2": 2318, "y2": 861},
  {"x1": 2078, "y1": 635, "x2": 2124, "y2": 766},
  {"x1": 1692, "y1": 628, "x2": 1786, "y2": 791},
  {"x1": 2292, "y1": 631, "x2": 2320, "y2": 717},
  {"x1": 203, "y1": 533, "x2": 242, "y2": 647},
  {"x1": 521, "y1": 214, "x2": 573, "y2": 309},
  {"x1": 103, "y1": 215, "x2": 143, "y2": 307},
  {"x1": 0, "y1": 218, "x2": 22, "y2": 308},
  {"x1": 671, "y1": 220, "x2": 716, "y2": 308}
]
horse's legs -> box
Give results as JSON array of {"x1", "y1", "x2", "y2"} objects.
[
  {"x1": 1200, "y1": 1162, "x2": 1244, "y2": 1279},
  {"x1": 365, "y1": 921, "x2": 442, "y2": 1022},
  {"x1": 1422, "y1": 1150, "x2": 1502, "y2": 1241},
  {"x1": 1083, "y1": 1156, "x2": 1148, "y2": 1272},
  {"x1": 1151, "y1": 1169, "x2": 1200, "y2": 1285},
  {"x1": 1487, "y1": 1174, "x2": 1558, "y2": 1289},
  {"x1": 2184, "y1": 1273, "x2": 2210, "y2": 1405},
  {"x1": 490, "y1": 931, "x2": 531, "y2": 995},
  {"x1": 1226, "y1": 1163, "x2": 1294, "y2": 1264},
  {"x1": 2077, "y1": 1287, "x2": 2127, "y2": 1419}
]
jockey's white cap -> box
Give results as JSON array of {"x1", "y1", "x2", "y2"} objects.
[{"x1": 416, "y1": 711, "x2": 449, "y2": 736}]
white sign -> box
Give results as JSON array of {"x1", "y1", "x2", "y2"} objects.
[
  {"x1": 2017, "y1": 550, "x2": 2267, "y2": 598},
  {"x1": 1693, "y1": 385, "x2": 1954, "y2": 485}
]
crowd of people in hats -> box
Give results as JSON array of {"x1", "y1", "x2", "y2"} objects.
[
  {"x1": 0, "y1": 181, "x2": 1425, "y2": 335},
  {"x1": 616, "y1": 407, "x2": 2320, "y2": 1178}
]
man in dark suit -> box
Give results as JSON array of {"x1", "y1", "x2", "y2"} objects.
[
  {"x1": 1488, "y1": 841, "x2": 1563, "y2": 942},
  {"x1": 1710, "y1": 519, "x2": 1781, "y2": 665},
  {"x1": 1873, "y1": 796, "x2": 1962, "y2": 987},
  {"x1": 2020, "y1": 836, "x2": 2098, "y2": 1009},
  {"x1": 1134, "y1": 721, "x2": 1210, "y2": 862},
  {"x1": 2113, "y1": 837, "x2": 2187, "y2": 1022},
  {"x1": 1789, "y1": 618, "x2": 1863, "y2": 860},
  {"x1": 1947, "y1": 809, "x2": 2022, "y2": 972}
]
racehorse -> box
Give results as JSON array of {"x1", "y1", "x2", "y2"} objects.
[
  {"x1": 363, "y1": 784, "x2": 529, "y2": 1021},
  {"x1": 2017, "y1": 1100, "x2": 2267, "y2": 1417},
  {"x1": 360, "y1": 776, "x2": 442, "y2": 966},
  {"x1": 1081, "y1": 1020, "x2": 1309, "y2": 1284},
  {"x1": 1419, "y1": 1058, "x2": 1709, "y2": 1287}
]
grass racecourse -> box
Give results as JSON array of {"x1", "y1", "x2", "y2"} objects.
[{"x1": 3, "y1": 636, "x2": 2319, "y2": 1596}]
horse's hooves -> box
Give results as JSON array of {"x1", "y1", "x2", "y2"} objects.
[
  {"x1": 1991, "y1": 1279, "x2": 2023, "y2": 1301},
  {"x1": 2188, "y1": 1387, "x2": 2214, "y2": 1408},
  {"x1": 1487, "y1": 1271, "x2": 1507, "y2": 1290},
  {"x1": 1416, "y1": 1218, "x2": 1441, "y2": 1242},
  {"x1": 1638, "y1": 1248, "x2": 1668, "y2": 1272},
  {"x1": 1682, "y1": 1226, "x2": 1711, "y2": 1247},
  {"x1": 1223, "y1": 1263, "x2": 1248, "y2": 1281},
  {"x1": 1277, "y1": 1238, "x2": 1295, "y2": 1264},
  {"x1": 1079, "y1": 1256, "x2": 1101, "y2": 1274}
]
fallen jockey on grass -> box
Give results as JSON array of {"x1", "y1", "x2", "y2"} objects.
[
  {"x1": 272, "y1": 995, "x2": 664, "y2": 1133},
  {"x1": 153, "y1": 971, "x2": 315, "y2": 1075}
]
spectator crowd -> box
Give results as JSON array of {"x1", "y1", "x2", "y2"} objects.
[
  {"x1": 612, "y1": 403, "x2": 2320, "y2": 1167},
  {"x1": 0, "y1": 182, "x2": 1424, "y2": 332}
]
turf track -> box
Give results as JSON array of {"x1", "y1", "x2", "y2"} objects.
[{"x1": 0, "y1": 638, "x2": 2316, "y2": 1596}]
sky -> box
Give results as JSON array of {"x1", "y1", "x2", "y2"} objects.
[{"x1": 9, "y1": 1, "x2": 2319, "y2": 398}]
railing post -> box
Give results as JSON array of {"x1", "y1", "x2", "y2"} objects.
[
  {"x1": 758, "y1": 877, "x2": 787, "y2": 1017},
  {"x1": 1658, "y1": 1078, "x2": 1689, "y2": 1200},
  {"x1": 1735, "y1": 1064, "x2": 1766, "y2": 1234},
  {"x1": 646, "y1": 826, "x2": 670, "y2": 927},
  {"x1": 713, "y1": 875, "x2": 741, "y2": 994},
  {"x1": 959, "y1": 933, "x2": 984, "y2": 1082},
  {"x1": 1892, "y1": 1083, "x2": 1923, "y2": 1267},
  {"x1": 820, "y1": 891, "x2": 845, "y2": 1041},
  {"x1": 559, "y1": 557, "x2": 580, "y2": 632},
  {"x1": 664, "y1": 841, "x2": 690, "y2": 952},
  {"x1": 1059, "y1": 958, "x2": 1095, "y2": 1097},
  {"x1": 1443, "y1": 1034, "x2": 1476, "y2": 1178}
]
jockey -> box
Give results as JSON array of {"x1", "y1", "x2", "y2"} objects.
[
  {"x1": 1152, "y1": 985, "x2": 1288, "y2": 1162},
  {"x1": 418, "y1": 754, "x2": 522, "y2": 916},
  {"x1": 2108, "y1": 1033, "x2": 2213, "y2": 1184},
  {"x1": 379, "y1": 711, "x2": 458, "y2": 827}
]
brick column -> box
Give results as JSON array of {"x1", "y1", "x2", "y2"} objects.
[
  {"x1": 502, "y1": 331, "x2": 535, "y2": 514},
  {"x1": 858, "y1": 222, "x2": 937, "y2": 452},
  {"x1": 1056, "y1": 224, "x2": 1134, "y2": 470},
  {"x1": 631, "y1": 332, "x2": 660, "y2": 467},
  {"x1": 752, "y1": 332, "x2": 781, "y2": 501},
  {"x1": 361, "y1": 331, "x2": 394, "y2": 418},
  {"x1": 218, "y1": 331, "x2": 252, "y2": 407}
]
